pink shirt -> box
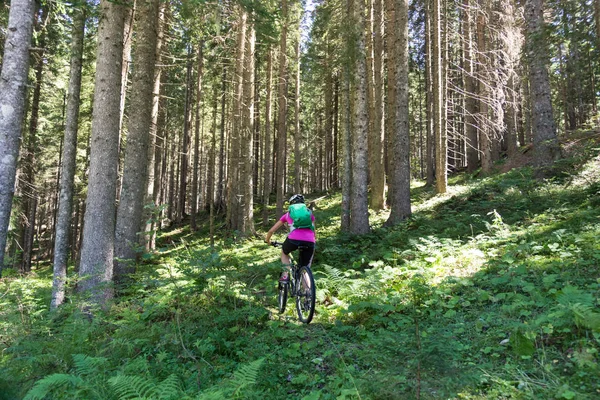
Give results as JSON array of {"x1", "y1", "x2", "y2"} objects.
[{"x1": 280, "y1": 212, "x2": 316, "y2": 243}]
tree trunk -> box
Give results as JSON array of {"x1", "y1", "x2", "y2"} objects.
[
  {"x1": 21, "y1": 4, "x2": 48, "y2": 273},
  {"x1": 385, "y1": 0, "x2": 411, "y2": 226},
  {"x1": 228, "y1": 7, "x2": 247, "y2": 230},
  {"x1": 78, "y1": 0, "x2": 128, "y2": 306},
  {"x1": 294, "y1": 39, "x2": 302, "y2": 194},
  {"x1": 341, "y1": 75, "x2": 352, "y2": 233},
  {"x1": 217, "y1": 67, "x2": 227, "y2": 212},
  {"x1": 262, "y1": 47, "x2": 274, "y2": 228},
  {"x1": 350, "y1": 0, "x2": 370, "y2": 235},
  {"x1": 477, "y1": 3, "x2": 493, "y2": 174},
  {"x1": 369, "y1": 0, "x2": 385, "y2": 211},
  {"x1": 524, "y1": 0, "x2": 559, "y2": 168},
  {"x1": 385, "y1": 0, "x2": 397, "y2": 197},
  {"x1": 144, "y1": 0, "x2": 166, "y2": 251},
  {"x1": 117, "y1": 6, "x2": 134, "y2": 202},
  {"x1": 209, "y1": 79, "x2": 218, "y2": 245},
  {"x1": 0, "y1": 0, "x2": 35, "y2": 275},
  {"x1": 114, "y1": 0, "x2": 158, "y2": 282},
  {"x1": 51, "y1": 7, "x2": 86, "y2": 309},
  {"x1": 191, "y1": 42, "x2": 204, "y2": 232},
  {"x1": 324, "y1": 60, "x2": 334, "y2": 191},
  {"x1": 178, "y1": 47, "x2": 193, "y2": 223},
  {"x1": 425, "y1": 0, "x2": 435, "y2": 186},
  {"x1": 332, "y1": 76, "x2": 340, "y2": 188},
  {"x1": 433, "y1": 0, "x2": 446, "y2": 193},
  {"x1": 463, "y1": 0, "x2": 479, "y2": 172},
  {"x1": 242, "y1": 17, "x2": 255, "y2": 235},
  {"x1": 276, "y1": 0, "x2": 288, "y2": 217}
]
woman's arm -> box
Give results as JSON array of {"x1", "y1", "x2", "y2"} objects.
[{"x1": 265, "y1": 220, "x2": 285, "y2": 244}]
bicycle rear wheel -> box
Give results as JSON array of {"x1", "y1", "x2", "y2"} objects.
[
  {"x1": 278, "y1": 281, "x2": 288, "y2": 314},
  {"x1": 295, "y1": 266, "x2": 316, "y2": 323}
]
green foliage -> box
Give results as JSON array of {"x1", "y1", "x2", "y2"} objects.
[
  {"x1": 198, "y1": 358, "x2": 264, "y2": 399},
  {"x1": 109, "y1": 374, "x2": 183, "y2": 400},
  {"x1": 3, "y1": 143, "x2": 600, "y2": 399}
]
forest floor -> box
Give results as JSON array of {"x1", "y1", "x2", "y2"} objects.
[{"x1": 1, "y1": 135, "x2": 600, "y2": 399}]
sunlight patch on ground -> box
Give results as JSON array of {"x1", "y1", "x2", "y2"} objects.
[
  {"x1": 413, "y1": 184, "x2": 473, "y2": 213},
  {"x1": 430, "y1": 246, "x2": 488, "y2": 284},
  {"x1": 571, "y1": 152, "x2": 600, "y2": 188}
]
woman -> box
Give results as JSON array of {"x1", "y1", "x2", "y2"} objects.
[{"x1": 265, "y1": 194, "x2": 316, "y2": 281}]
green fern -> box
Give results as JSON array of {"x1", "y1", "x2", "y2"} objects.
[
  {"x1": 319, "y1": 265, "x2": 347, "y2": 292},
  {"x1": 72, "y1": 354, "x2": 110, "y2": 376},
  {"x1": 109, "y1": 374, "x2": 184, "y2": 400},
  {"x1": 571, "y1": 303, "x2": 600, "y2": 332},
  {"x1": 556, "y1": 285, "x2": 594, "y2": 307},
  {"x1": 23, "y1": 374, "x2": 84, "y2": 400},
  {"x1": 23, "y1": 354, "x2": 112, "y2": 400},
  {"x1": 109, "y1": 375, "x2": 156, "y2": 399},
  {"x1": 154, "y1": 374, "x2": 185, "y2": 399},
  {"x1": 197, "y1": 358, "x2": 264, "y2": 399},
  {"x1": 231, "y1": 358, "x2": 264, "y2": 396}
]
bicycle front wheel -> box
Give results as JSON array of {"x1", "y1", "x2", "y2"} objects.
[
  {"x1": 278, "y1": 281, "x2": 288, "y2": 314},
  {"x1": 295, "y1": 266, "x2": 316, "y2": 323}
]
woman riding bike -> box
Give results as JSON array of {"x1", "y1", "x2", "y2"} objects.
[{"x1": 265, "y1": 194, "x2": 316, "y2": 282}]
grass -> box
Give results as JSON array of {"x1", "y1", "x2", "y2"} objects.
[{"x1": 1, "y1": 141, "x2": 600, "y2": 399}]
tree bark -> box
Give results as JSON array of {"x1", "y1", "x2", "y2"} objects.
[
  {"x1": 463, "y1": 0, "x2": 479, "y2": 172},
  {"x1": 425, "y1": 0, "x2": 435, "y2": 186},
  {"x1": 294, "y1": 39, "x2": 302, "y2": 194},
  {"x1": 385, "y1": 0, "x2": 411, "y2": 226},
  {"x1": 191, "y1": 42, "x2": 204, "y2": 232},
  {"x1": 369, "y1": 0, "x2": 385, "y2": 210},
  {"x1": 242, "y1": 18, "x2": 255, "y2": 235},
  {"x1": 144, "y1": 0, "x2": 166, "y2": 251},
  {"x1": 21, "y1": 4, "x2": 48, "y2": 273},
  {"x1": 78, "y1": 0, "x2": 128, "y2": 306},
  {"x1": 228, "y1": 7, "x2": 247, "y2": 230},
  {"x1": 524, "y1": 0, "x2": 559, "y2": 168},
  {"x1": 178, "y1": 47, "x2": 193, "y2": 223},
  {"x1": 114, "y1": 0, "x2": 158, "y2": 281},
  {"x1": 276, "y1": 0, "x2": 288, "y2": 217},
  {"x1": 433, "y1": 0, "x2": 446, "y2": 193},
  {"x1": 216, "y1": 67, "x2": 227, "y2": 212},
  {"x1": 52, "y1": 7, "x2": 86, "y2": 309},
  {"x1": 262, "y1": 47, "x2": 274, "y2": 228},
  {"x1": 0, "y1": 0, "x2": 35, "y2": 274},
  {"x1": 350, "y1": 0, "x2": 370, "y2": 235}
]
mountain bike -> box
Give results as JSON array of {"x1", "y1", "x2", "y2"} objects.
[{"x1": 270, "y1": 241, "x2": 316, "y2": 324}]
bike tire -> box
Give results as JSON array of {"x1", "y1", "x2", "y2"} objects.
[
  {"x1": 278, "y1": 281, "x2": 288, "y2": 314},
  {"x1": 295, "y1": 266, "x2": 316, "y2": 323}
]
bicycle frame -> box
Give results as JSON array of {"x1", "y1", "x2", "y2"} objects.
[{"x1": 270, "y1": 241, "x2": 316, "y2": 324}]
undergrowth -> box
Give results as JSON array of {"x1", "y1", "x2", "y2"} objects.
[{"x1": 1, "y1": 142, "x2": 599, "y2": 399}]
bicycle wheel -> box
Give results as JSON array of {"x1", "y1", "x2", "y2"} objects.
[
  {"x1": 295, "y1": 266, "x2": 316, "y2": 323},
  {"x1": 278, "y1": 281, "x2": 288, "y2": 314}
]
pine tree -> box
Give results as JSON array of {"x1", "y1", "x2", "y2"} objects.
[
  {"x1": 52, "y1": 6, "x2": 86, "y2": 308},
  {"x1": 78, "y1": 0, "x2": 129, "y2": 306},
  {"x1": 114, "y1": 0, "x2": 159, "y2": 281},
  {"x1": 0, "y1": 0, "x2": 35, "y2": 275}
]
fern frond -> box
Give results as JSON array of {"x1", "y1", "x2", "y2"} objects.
[
  {"x1": 108, "y1": 375, "x2": 156, "y2": 399},
  {"x1": 72, "y1": 354, "x2": 109, "y2": 376},
  {"x1": 320, "y1": 265, "x2": 347, "y2": 292},
  {"x1": 156, "y1": 374, "x2": 184, "y2": 399},
  {"x1": 571, "y1": 303, "x2": 600, "y2": 332},
  {"x1": 557, "y1": 286, "x2": 594, "y2": 307},
  {"x1": 232, "y1": 358, "x2": 264, "y2": 389},
  {"x1": 23, "y1": 374, "x2": 84, "y2": 400},
  {"x1": 197, "y1": 389, "x2": 228, "y2": 400}
]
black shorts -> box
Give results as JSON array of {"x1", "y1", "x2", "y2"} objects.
[{"x1": 282, "y1": 238, "x2": 315, "y2": 268}]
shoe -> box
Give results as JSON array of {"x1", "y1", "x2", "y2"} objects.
[{"x1": 279, "y1": 273, "x2": 290, "y2": 283}]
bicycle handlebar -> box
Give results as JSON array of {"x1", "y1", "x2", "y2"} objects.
[{"x1": 270, "y1": 241, "x2": 283, "y2": 247}]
